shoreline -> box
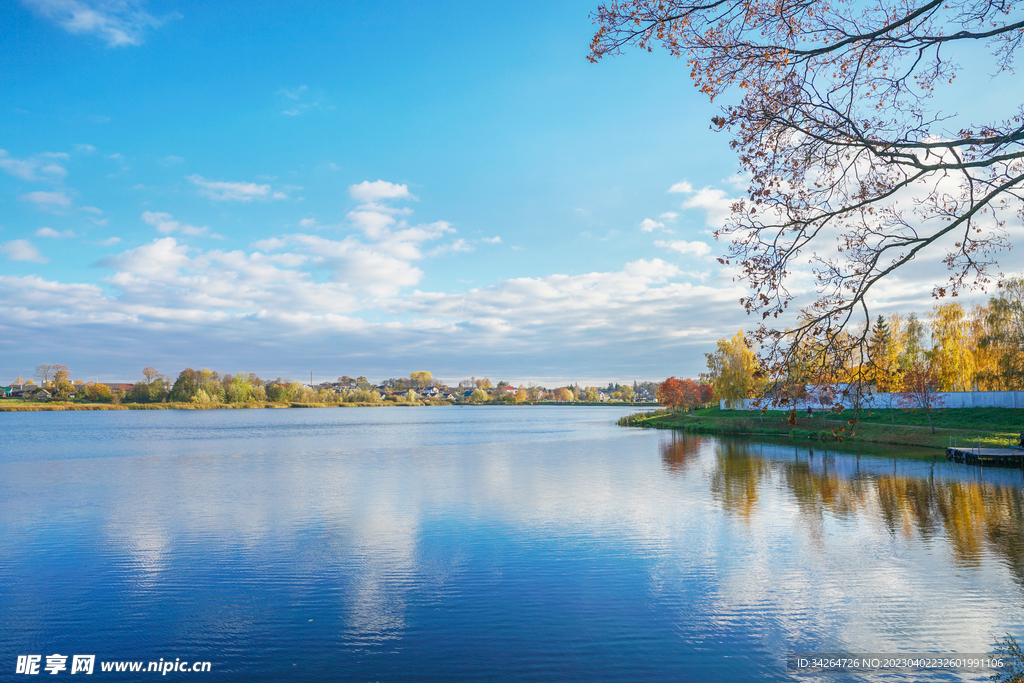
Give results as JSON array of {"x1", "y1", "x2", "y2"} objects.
[
  {"x1": 0, "y1": 401, "x2": 404, "y2": 411},
  {"x1": 0, "y1": 400, "x2": 658, "y2": 412},
  {"x1": 622, "y1": 407, "x2": 1024, "y2": 452}
]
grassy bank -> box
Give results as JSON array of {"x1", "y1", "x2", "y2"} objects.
[{"x1": 620, "y1": 406, "x2": 1024, "y2": 450}]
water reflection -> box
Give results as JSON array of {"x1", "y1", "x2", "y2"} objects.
[
  {"x1": 701, "y1": 437, "x2": 1024, "y2": 588},
  {"x1": 659, "y1": 434, "x2": 703, "y2": 474},
  {"x1": 708, "y1": 439, "x2": 773, "y2": 521},
  {"x1": 4, "y1": 409, "x2": 1024, "y2": 681}
]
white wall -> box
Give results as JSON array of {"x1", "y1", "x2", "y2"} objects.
[{"x1": 721, "y1": 390, "x2": 1024, "y2": 411}]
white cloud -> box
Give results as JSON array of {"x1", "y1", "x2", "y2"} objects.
[
  {"x1": 293, "y1": 234, "x2": 425, "y2": 297},
  {"x1": 25, "y1": 243, "x2": 734, "y2": 344},
  {"x1": 388, "y1": 258, "x2": 738, "y2": 355},
  {"x1": 21, "y1": 0, "x2": 172, "y2": 47},
  {"x1": 669, "y1": 180, "x2": 694, "y2": 194},
  {"x1": 295, "y1": 217, "x2": 341, "y2": 230},
  {"x1": 640, "y1": 218, "x2": 665, "y2": 233},
  {"x1": 428, "y1": 238, "x2": 473, "y2": 257},
  {"x1": 727, "y1": 172, "x2": 750, "y2": 189},
  {"x1": 74, "y1": 143, "x2": 96, "y2": 153},
  {"x1": 92, "y1": 237, "x2": 359, "y2": 315},
  {"x1": 1, "y1": 239, "x2": 48, "y2": 263},
  {"x1": 346, "y1": 208, "x2": 397, "y2": 240},
  {"x1": 0, "y1": 230, "x2": 752, "y2": 379},
  {"x1": 282, "y1": 109, "x2": 300, "y2": 116},
  {"x1": 21, "y1": 190, "x2": 72, "y2": 209},
  {"x1": 97, "y1": 237, "x2": 191, "y2": 277},
  {"x1": 681, "y1": 187, "x2": 736, "y2": 229},
  {"x1": 623, "y1": 258, "x2": 681, "y2": 280},
  {"x1": 349, "y1": 180, "x2": 415, "y2": 203},
  {"x1": 40, "y1": 163, "x2": 68, "y2": 177},
  {"x1": 0, "y1": 180, "x2": 761, "y2": 379},
  {"x1": 189, "y1": 174, "x2": 287, "y2": 202},
  {"x1": 162, "y1": 155, "x2": 184, "y2": 164},
  {"x1": 35, "y1": 227, "x2": 77, "y2": 238},
  {"x1": 142, "y1": 211, "x2": 218, "y2": 238},
  {"x1": 0, "y1": 149, "x2": 67, "y2": 180},
  {"x1": 0, "y1": 152, "x2": 42, "y2": 180},
  {"x1": 249, "y1": 186, "x2": 461, "y2": 297},
  {"x1": 251, "y1": 237, "x2": 287, "y2": 252},
  {"x1": 278, "y1": 86, "x2": 307, "y2": 100},
  {"x1": 94, "y1": 236, "x2": 121, "y2": 246},
  {"x1": 264, "y1": 220, "x2": 455, "y2": 298},
  {"x1": 659, "y1": 212, "x2": 679, "y2": 222},
  {"x1": 655, "y1": 239, "x2": 713, "y2": 257}
]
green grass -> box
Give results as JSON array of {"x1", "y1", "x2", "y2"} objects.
[
  {"x1": 619, "y1": 405, "x2": 1024, "y2": 451},
  {"x1": 813, "y1": 405, "x2": 1024, "y2": 431}
]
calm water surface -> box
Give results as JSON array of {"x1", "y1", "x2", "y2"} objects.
[{"x1": 2, "y1": 406, "x2": 1023, "y2": 681}]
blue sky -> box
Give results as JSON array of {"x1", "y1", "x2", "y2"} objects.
[{"x1": 0, "y1": 0, "x2": 1009, "y2": 387}]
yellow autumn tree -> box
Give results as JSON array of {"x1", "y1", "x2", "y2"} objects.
[
  {"x1": 701, "y1": 330, "x2": 762, "y2": 406},
  {"x1": 410, "y1": 371, "x2": 433, "y2": 389},
  {"x1": 553, "y1": 387, "x2": 574, "y2": 403},
  {"x1": 970, "y1": 303, "x2": 1002, "y2": 390},
  {"x1": 929, "y1": 303, "x2": 974, "y2": 391},
  {"x1": 982, "y1": 277, "x2": 1024, "y2": 390}
]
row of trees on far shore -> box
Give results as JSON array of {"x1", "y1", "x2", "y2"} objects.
[{"x1": 8, "y1": 367, "x2": 662, "y2": 406}]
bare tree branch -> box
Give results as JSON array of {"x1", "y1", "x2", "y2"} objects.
[{"x1": 591, "y1": 0, "x2": 1024, "y2": 393}]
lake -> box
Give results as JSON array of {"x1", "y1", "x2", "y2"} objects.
[{"x1": 2, "y1": 406, "x2": 1023, "y2": 681}]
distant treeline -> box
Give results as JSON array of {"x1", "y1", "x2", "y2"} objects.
[{"x1": 9, "y1": 366, "x2": 662, "y2": 406}]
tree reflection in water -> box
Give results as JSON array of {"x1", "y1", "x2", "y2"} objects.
[
  {"x1": 698, "y1": 439, "x2": 1024, "y2": 589},
  {"x1": 709, "y1": 440, "x2": 773, "y2": 521},
  {"x1": 659, "y1": 433, "x2": 704, "y2": 475}
]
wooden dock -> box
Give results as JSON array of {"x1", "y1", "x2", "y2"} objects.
[{"x1": 946, "y1": 446, "x2": 1024, "y2": 467}]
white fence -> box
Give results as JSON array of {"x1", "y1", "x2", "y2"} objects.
[{"x1": 721, "y1": 390, "x2": 1024, "y2": 411}]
